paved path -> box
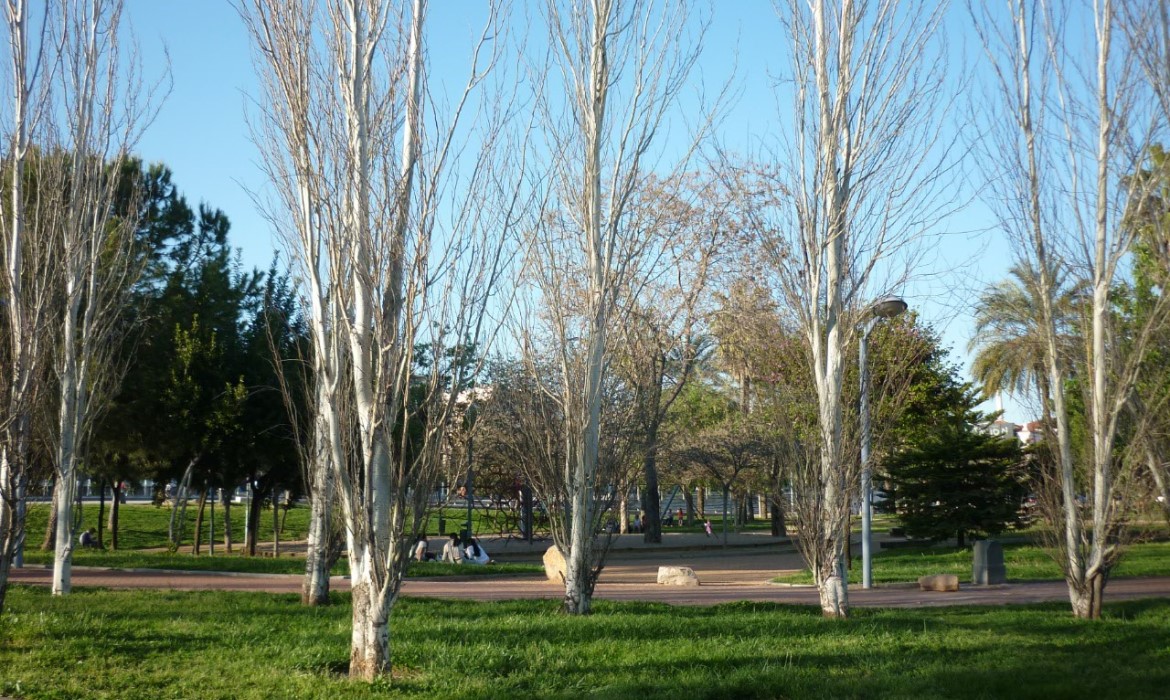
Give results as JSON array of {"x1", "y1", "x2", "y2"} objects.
[{"x1": 11, "y1": 560, "x2": 1170, "y2": 608}]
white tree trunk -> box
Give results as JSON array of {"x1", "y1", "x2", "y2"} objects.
[
  {"x1": 0, "y1": 0, "x2": 37, "y2": 616},
  {"x1": 244, "y1": 0, "x2": 511, "y2": 677},
  {"x1": 302, "y1": 402, "x2": 334, "y2": 606},
  {"x1": 51, "y1": 473, "x2": 77, "y2": 595},
  {"x1": 979, "y1": 0, "x2": 1161, "y2": 619}
]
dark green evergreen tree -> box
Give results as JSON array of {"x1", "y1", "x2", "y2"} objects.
[{"x1": 884, "y1": 382, "x2": 1027, "y2": 546}]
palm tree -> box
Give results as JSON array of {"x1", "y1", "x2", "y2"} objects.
[{"x1": 968, "y1": 262, "x2": 1085, "y2": 415}]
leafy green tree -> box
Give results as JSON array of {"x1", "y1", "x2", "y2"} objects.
[
  {"x1": 969, "y1": 262, "x2": 1085, "y2": 416},
  {"x1": 885, "y1": 382, "x2": 1027, "y2": 547}
]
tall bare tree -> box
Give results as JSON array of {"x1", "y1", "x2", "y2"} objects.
[
  {"x1": 0, "y1": 0, "x2": 55, "y2": 614},
  {"x1": 47, "y1": 0, "x2": 160, "y2": 596},
  {"x1": 973, "y1": 0, "x2": 1169, "y2": 618},
  {"x1": 613, "y1": 174, "x2": 731, "y2": 544},
  {"x1": 747, "y1": 0, "x2": 954, "y2": 617},
  {"x1": 517, "y1": 0, "x2": 713, "y2": 614},
  {"x1": 242, "y1": 0, "x2": 526, "y2": 678}
]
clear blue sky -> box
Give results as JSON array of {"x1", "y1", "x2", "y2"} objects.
[{"x1": 128, "y1": 1, "x2": 1026, "y2": 421}]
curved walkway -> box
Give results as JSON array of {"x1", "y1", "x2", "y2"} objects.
[{"x1": 10, "y1": 564, "x2": 1170, "y2": 608}]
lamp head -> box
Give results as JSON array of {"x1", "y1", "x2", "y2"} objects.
[{"x1": 871, "y1": 296, "x2": 908, "y2": 319}]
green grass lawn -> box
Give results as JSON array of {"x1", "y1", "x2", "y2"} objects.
[
  {"x1": 3, "y1": 587, "x2": 1169, "y2": 699},
  {"x1": 21, "y1": 501, "x2": 313, "y2": 551},
  {"x1": 773, "y1": 540, "x2": 1170, "y2": 585},
  {"x1": 24, "y1": 503, "x2": 530, "y2": 552},
  {"x1": 18, "y1": 502, "x2": 544, "y2": 577},
  {"x1": 14, "y1": 549, "x2": 543, "y2": 578}
]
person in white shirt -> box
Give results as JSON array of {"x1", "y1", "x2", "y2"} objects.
[
  {"x1": 413, "y1": 534, "x2": 429, "y2": 562},
  {"x1": 464, "y1": 537, "x2": 490, "y2": 565},
  {"x1": 441, "y1": 533, "x2": 463, "y2": 564}
]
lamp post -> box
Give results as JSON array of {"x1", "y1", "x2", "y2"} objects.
[
  {"x1": 860, "y1": 295, "x2": 907, "y2": 589},
  {"x1": 463, "y1": 402, "x2": 477, "y2": 540}
]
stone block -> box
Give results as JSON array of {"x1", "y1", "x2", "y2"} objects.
[
  {"x1": 972, "y1": 539, "x2": 1007, "y2": 585},
  {"x1": 657, "y1": 565, "x2": 700, "y2": 587},
  {"x1": 918, "y1": 573, "x2": 960, "y2": 592},
  {"x1": 542, "y1": 546, "x2": 566, "y2": 583}
]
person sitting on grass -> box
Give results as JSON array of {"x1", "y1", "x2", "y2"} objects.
[
  {"x1": 79, "y1": 528, "x2": 99, "y2": 549},
  {"x1": 442, "y1": 533, "x2": 463, "y2": 564},
  {"x1": 413, "y1": 534, "x2": 434, "y2": 562},
  {"x1": 464, "y1": 537, "x2": 491, "y2": 565}
]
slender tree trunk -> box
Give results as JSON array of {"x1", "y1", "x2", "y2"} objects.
[
  {"x1": 51, "y1": 472, "x2": 78, "y2": 595},
  {"x1": 302, "y1": 419, "x2": 334, "y2": 605},
  {"x1": 770, "y1": 492, "x2": 787, "y2": 537},
  {"x1": 694, "y1": 487, "x2": 703, "y2": 525},
  {"x1": 168, "y1": 456, "x2": 198, "y2": 548},
  {"x1": 642, "y1": 438, "x2": 662, "y2": 543},
  {"x1": 97, "y1": 481, "x2": 106, "y2": 548},
  {"x1": 193, "y1": 489, "x2": 207, "y2": 555},
  {"x1": 272, "y1": 486, "x2": 280, "y2": 557},
  {"x1": 618, "y1": 488, "x2": 628, "y2": 534},
  {"x1": 721, "y1": 484, "x2": 729, "y2": 546},
  {"x1": 222, "y1": 493, "x2": 232, "y2": 554},
  {"x1": 563, "y1": 440, "x2": 596, "y2": 614},
  {"x1": 0, "y1": 460, "x2": 28, "y2": 612},
  {"x1": 246, "y1": 487, "x2": 263, "y2": 556},
  {"x1": 42, "y1": 479, "x2": 59, "y2": 550},
  {"x1": 1147, "y1": 448, "x2": 1170, "y2": 525},
  {"x1": 108, "y1": 480, "x2": 120, "y2": 550}
]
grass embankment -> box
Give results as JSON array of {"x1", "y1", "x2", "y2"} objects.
[
  {"x1": 15, "y1": 549, "x2": 541, "y2": 578},
  {"x1": 19, "y1": 503, "x2": 543, "y2": 576},
  {"x1": 773, "y1": 540, "x2": 1170, "y2": 585},
  {"x1": 3, "y1": 587, "x2": 1170, "y2": 699},
  {"x1": 21, "y1": 501, "x2": 313, "y2": 551},
  {"x1": 25, "y1": 503, "x2": 524, "y2": 550}
]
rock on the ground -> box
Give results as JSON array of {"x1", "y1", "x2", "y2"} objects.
[
  {"x1": 657, "y1": 565, "x2": 700, "y2": 587},
  {"x1": 542, "y1": 546, "x2": 566, "y2": 583},
  {"x1": 918, "y1": 574, "x2": 960, "y2": 592}
]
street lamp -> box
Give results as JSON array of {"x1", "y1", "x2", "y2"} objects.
[
  {"x1": 860, "y1": 295, "x2": 907, "y2": 590},
  {"x1": 463, "y1": 401, "x2": 477, "y2": 541}
]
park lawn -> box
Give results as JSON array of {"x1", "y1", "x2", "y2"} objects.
[
  {"x1": 2, "y1": 588, "x2": 1170, "y2": 699},
  {"x1": 24, "y1": 503, "x2": 528, "y2": 552},
  {"x1": 21, "y1": 502, "x2": 313, "y2": 551},
  {"x1": 773, "y1": 540, "x2": 1170, "y2": 585},
  {"x1": 14, "y1": 550, "x2": 543, "y2": 578}
]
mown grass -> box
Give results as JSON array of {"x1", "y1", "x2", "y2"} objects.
[
  {"x1": 15, "y1": 549, "x2": 543, "y2": 578},
  {"x1": 24, "y1": 503, "x2": 527, "y2": 551},
  {"x1": 773, "y1": 540, "x2": 1170, "y2": 585},
  {"x1": 3, "y1": 587, "x2": 1170, "y2": 699},
  {"x1": 21, "y1": 502, "x2": 313, "y2": 551}
]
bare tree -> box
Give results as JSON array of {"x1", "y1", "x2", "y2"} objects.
[
  {"x1": 673, "y1": 417, "x2": 767, "y2": 546},
  {"x1": 0, "y1": 0, "x2": 56, "y2": 614},
  {"x1": 972, "y1": 0, "x2": 1169, "y2": 619},
  {"x1": 613, "y1": 173, "x2": 731, "y2": 544},
  {"x1": 746, "y1": 0, "x2": 955, "y2": 617},
  {"x1": 1121, "y1": 0, "x2": 1170, "y2": 528},
  {"x1": 46, "y1": 0, "x2": 161, "y2": 596},
  {"x1": 516, "y1": 0, "x2": 713, "y2": 615},
  {"x1": 241, "y1": 0, "x2": 526, "y2": 679}
]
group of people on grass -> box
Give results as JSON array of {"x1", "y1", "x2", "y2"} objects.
[
  {"x1": 413, "y1": 533, "x2": 491, "y2": 565},
  {"x1": 634, "y1": 509, "x2": 712, "y2": 533}
]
